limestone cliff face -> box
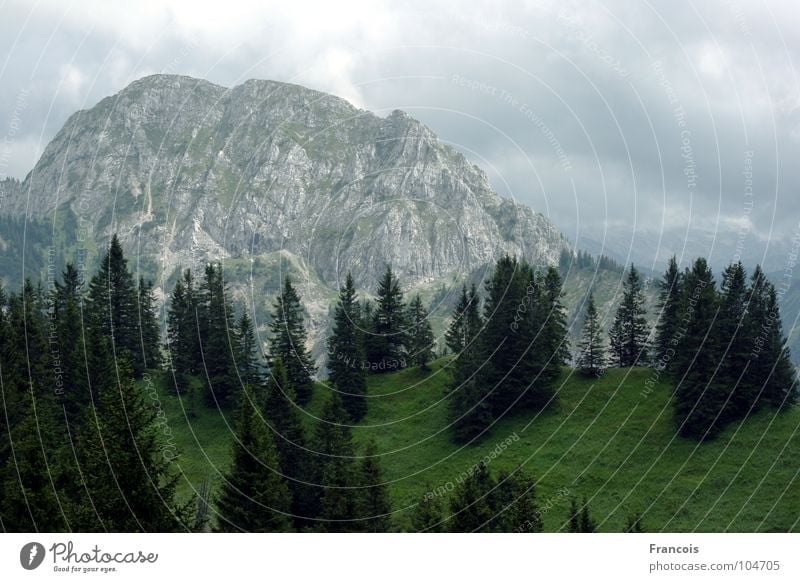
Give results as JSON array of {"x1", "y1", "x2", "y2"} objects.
[{"x1": 2, "y1": 74, "x2": 571, "y2": 364}]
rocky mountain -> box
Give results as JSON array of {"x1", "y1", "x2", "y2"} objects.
[{"x1": 0, "y1": 74, "x2": 571, "y2": 364}]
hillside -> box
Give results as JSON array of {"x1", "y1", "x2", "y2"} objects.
[{"x1": 154, "y1": 360, "x2": 800, "y2": 532}]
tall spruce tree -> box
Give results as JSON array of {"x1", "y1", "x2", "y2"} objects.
[
  {"x1": 268, "y1": 275, "x2": 315, "y2": 405},
  {"x1": 235, "y1": 311, "x2": 260, "y2": 390},
  {"x1": 490, "y1": 468, "x2": 542, "y2": 532},
  {"x1": 448, "y1": 461, "x2": 495, "y2": 532},
  {"x1": 406, "y1": 294, "x2": 435, "y2": 369},
  {"x1": 654, "y1": 256, "x2": 682, "y2": 368},
  {"x1": 673, "y1": 258, "x2": 726, "y2": 440},
  {"x1": 717, "y1": 262, "x2": 750, "y2": 421},
  {"x1": 577, "y1": 293, "x2": 606, "y2": 377},
  {"x1": 367, "y1": 266, "x2": 407, "y2": 373},
  {"x1": 198, "y1": 264, "x2": 238, "y2": 408},
  {"x1": 755, "y1": 281, "x2": 796, "y2": 408},
  {"x1": 137, "y1": 277, "x2": 162, "y2": 370},
  {"x1": 354, "y1": 440, "x2": 392, "y2": 532},
  {"x1": 327, "y1": 273, "x2": 368, "y2": 421},
  {"x1": 314, "y1": 394, "x2": 359, "y2": 532},
  {"x1": 263, "y1": 358, "x2": 310, "y2": 527},
  {"x1": 166, "y1": 269, "x2": 198, "y2": 395},
  {"x1": 87, "y1": 235, "x2": 142, "y2": 375},
  {"x1": 609, "y1": 265, "x2": 649, "y2": 367},
  {"x1": 216, "y1": 385, "x2": 292, "y2": 532},
  {"x1": 411, "y1": 487, "x2": 446, "y2": 532},
  {"x1": 74, "y1": 357, "x2": 190, "y2": 531}
]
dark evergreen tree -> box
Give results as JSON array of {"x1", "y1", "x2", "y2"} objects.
[
  {"x1": 314, "y1": 394, "x2": 359, "y2": 532},
  {"x1": 577, "y1": 293, "x2": 605, "y2": 377},
  {"x1": 406, "y1": 294, "x2": 435, "y2": 369},
  {"x1": 717, "y1": 262, "x2": 750, "y2": 421},
  {"x1": 566, "y1": 497, "x2": 581, "y2": 532},
  {"x1": 216, "y1": 385, "x2": 292, "y2": 532},
  {"x1": 541, "y1": 266, "x2": 571, "y2": 369},
  {"x1": 74, "y1": 357, "x2": 190, "y2": 531},
  {"x1": 268, "y1": 275, "x2": 315, "y2": 405},
  {"x1": 86, "y1": 235, "x2": 142, "y2": 375},
  {"x1": 490, "y1": 468, "x2": 542, "y2": 532},
  {"x1": 754, "y1": 280, "x2": 797, "y2": 408},
  {"x1": 411, "y1": 487, "x2": 445, "y2": 532},
  {"x1": 166, "y1": 269, "x2": 198, "y2": 395},
  {"x1": 448, "y1": 461, "x2": 495, "y2": 532},
  {"x1": 654, "y1": 256, "x2": 682, "y2": 368},
  {"x1": 354, "y1": 440, "x2": 392, "y2": 532},
  {"x1": 198, "y1": 264, "x2": 238, "y2": 408},
  {"x1": 137, "y1": 277, "x2": 162, "y2": 370},
  {"x1": 367, "y1": 265, "x2": 407, "y2": 373},
  {"x1": 579, "y1": 496, "x2": 597, "y2": 532},
  {"x1": 609, "y1": 265, "x2": 649, "y2": 367},
  {"x1": 327, "y1": 273, "x2": 368, "y2": 421},
  {"x1": 263, "y1": 358, "x2": 310, "y2": 526},
  {"x1": 673, "y1": 258, "x2": 725, "y2": 440},
  {"x1": 445, "y1": 284, "x2": 482, "y2": 355},
  {"x1": 235, "y1": 311, "x2": 260, "y2": 390}
]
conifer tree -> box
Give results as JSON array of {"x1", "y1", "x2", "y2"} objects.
[
  {"x1": 137, "y1": 277, "x2": 162, "y2": 370},
  {"x1": 624, "y1": 512, "x2": 644, "y2": 532},
  {"x1": 327, "y1": 273, "x2": 368, "y2": 421},
  {"x1": 235, "y1": 311, "x2": 260, "y2": 390},
  {"x1": 74, "y1": 357, "x2": 190, "y2": 531},
  {"x1": 717, "y1": 262, "x2": 749, "y2": 421},
  {"x1": 491, "y1": 468, "x2": 542, "y2": 532},
  {"x1": 579, "y1": 496, "x2": 597, "y2": 532},
  {"x1": 673, "y1": 258, "x2": 725, "y2": 439},
  {"x1": 577, "y1": 293, "x2": 605, "y2": 377},
  {"x1": 355, "y1": 440, "x2": 392, "y2": 532},
  {"x1": 216, "y1": 385, "x2": 292, "y2": 532},
  {"x1": 87, "y1": 235, "x2": 142, "y2": 375},
  {"x1": 268, "y1": 275, "x2": 315, "y2": 405},
  {"x1": 263, "y1": 358, "x2": 310, "y2": 526},
  {"x1": 406, "y1": 294, "x2": 435, "y2": 369},
  {"x1": 654, "y1": 256, "x2": 682, "y2": 367},
  {"x1": 198, "y1": 264, "x2": 238, "y2": 408},
  {"x1": 753, "y1": 280, "x2": 797, "y2": 408},
  {"x1": 567, "y1": 498, "x2": 581, "y2": 532},
  {"x1": 541, "y1": 266, "x2": 571, "y2": 370},
  {"x1": 448, "y1": 461, "x2": 495, "y2": 532},
  {"x1": 445, "y1": 285, "x2": 471, "y2": 355},
  {"x1": 367, "y1": 265, "x2": 407, "y2": 373},
  {"x1": 314, "y1": 394, "x2": 359, "y2": 531},
  {"x1": 166, "y1": 269, "x2": 198, "y2": 394},
  {"x1": 411, "y1": 487, "x2": 445, "y2": 532},
  {"x1": 609, "y1": 265, "x2": 649, "y2": 367}
]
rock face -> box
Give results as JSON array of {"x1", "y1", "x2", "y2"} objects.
[
  {"x1": 5, "y1": 74, "x2": 567, "y2": 285},
  {"x1": 1, "y1": 74, "x2": 571, "y2": 365}
]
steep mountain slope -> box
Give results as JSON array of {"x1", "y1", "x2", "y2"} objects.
[{"x1": 0, "y1": 74, "x2": 570, "y2": 361}]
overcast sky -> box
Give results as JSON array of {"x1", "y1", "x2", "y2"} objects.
[{"x1": 1, "y1": 0, "x2": 798, "y2": 270}]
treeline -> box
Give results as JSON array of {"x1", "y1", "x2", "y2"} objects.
[
  {"x1": 559, "y1": 248, "x2": 624, "y2": 273},
  {"x1": 444, "y1": 256, "x2": 570, "y2": 443},
  {"x1": 575, "y1": 257, "x2": 796, "y2": 439}
]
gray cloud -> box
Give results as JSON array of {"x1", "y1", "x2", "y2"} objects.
[{"x1": 1, "y1": 0, "x2": 798, "y2": 270}]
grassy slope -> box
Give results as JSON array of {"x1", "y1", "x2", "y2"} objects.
[{"x1": 155, "y1": 360, "x2": 800, "y2": 532}]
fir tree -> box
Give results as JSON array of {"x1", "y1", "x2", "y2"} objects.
[
  {"x1": 491, "y1": 468, "x2": 542, "y2": 532},
  {"x1": 137, "y1": 277, "x2": 162, "y2": 370},
  {"x1": 753, "y1": 280, "x2": 797, "y2": 408},
  {"x1": 327, "y1": 273, "x2": 368, "y2": 421},
  {"x1": 624, "y1": 512, "x2": 644, "y2": 532},
  {"x1": 198, "y1": 264, "x2": 238, "y2": 408},
  {"x1": 609, "y1": 265, "x2": 649, "y2": 367},
  {"x1": 448, "y1": 461, "x2": 495, "y2": 532},
  {"x1": 268, "y1": 275, "x2": 315, "y2": 405},
  {"x1": 314, "y1": 394, "x2": 359, "y2": 532},
  {"x1": 579, "y1": 496, "x2": 597, "y2": 532},
  {"x1": 576, "y1": 293, "x2": 605, "y2": 377},
  {"x1": 673, "y1": 258, "x2": 726, "y2": 439},
  {"x1": 87, "y1": 235, "x2": 142, "y2": 375},
  {"x1": 654, "y1": 256, "x2": 682, "y2": 368},
  {"x1": 166, "y1": 269, "x2": 198, "y2": 395},
  {"x1": 411, "y1": 487, "x2": 445, "y2": 532},
  {"x1": 445, "y1": 284, "x2": 482, "y2": 354},
  {"x1": 354, "y1": 440, "x2": 392, "y2": 532},
  {"x1": 74, "y1": 357, "x2": 191, "y2": 531},
  {"x1": 717, "y1": 262, "x2": 750, "y2": 421},
  {"x1": 216, "y1": 385, "x2": 292, "y2": 532},
  {"x1": 541, "y1": 266, "x2": 571, "y2": 370},
  {"x1": 263, "y1": 358, "x2": 310, "y2": 527},
  {"x1": 406, "y1": 294, "x2": 435, "y2": 369},
  {"x1": 235, "y1": 311, "x2": 260, "y2": 390},
  {"x1": 367, "y1": 265, "x2": 407, "y2": 373}
]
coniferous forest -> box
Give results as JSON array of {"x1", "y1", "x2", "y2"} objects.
[{"x1": 0, "y1": 232, "x2": 795, "y2": 533}]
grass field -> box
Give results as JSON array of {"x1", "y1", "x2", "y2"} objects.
[{"x1": 152, "y1": 359, "x2": 800, "y2": 532}]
